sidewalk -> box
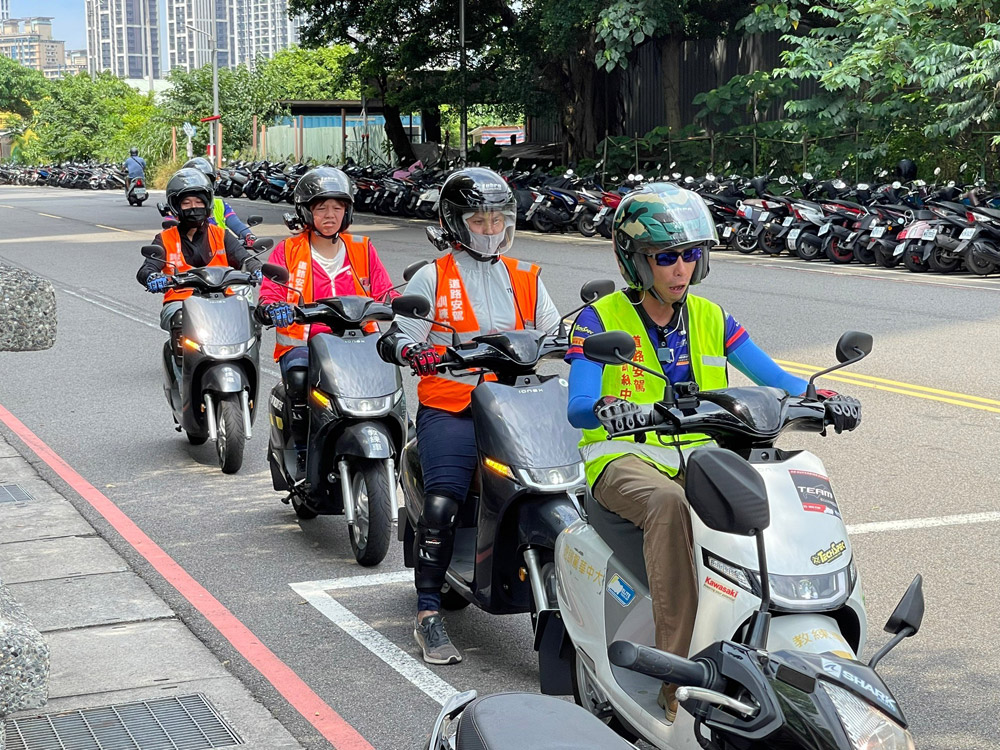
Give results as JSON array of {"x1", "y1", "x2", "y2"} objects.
[{"x1": 0, "y1": 433, "x2": 303, "y2": 750}]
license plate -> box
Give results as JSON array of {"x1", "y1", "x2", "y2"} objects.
[
  {"x1": 871, "y1": 226, "x2": 885, "y2": 238},
  {"x1": 894, "y1": 242, "x2": 906, "y2": 256},
  {"x1": 532, "y1": 195, "x2": 544, "y2": 204},
  {"x1": 722, "y1": 226, "x2": 733, "y2": 238},
  {"x1": 922, "y1": 229, "x2": 938, "y2": 240},
  {"x1": 596, "y1": 207, "x2": 609, "y2": 219},
  {"x1": 783, "y1": 216, "x2": 793, "y2": 227},
  {"x1": 759, "y1": 211, "x2": 770, "y2": 222},
  {"x1": 819, "y1": 222, "x2": 830, "y2": 236},
  {"x1": 960, "y1": 227, "x2": 975, "y2": 240},
  {"x1": 573, "y1": 204, "x2": 585, "y2": 215},
  {"x1": 788, "y1": 228, "x2": 801, "y2": 242}
]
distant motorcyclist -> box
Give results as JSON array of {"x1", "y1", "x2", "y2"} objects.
[
  {"x1": 179, "y1": 157, "x2": 257, "y2": 246},
  {"x1": 123, "y1": 147, "x2": 146, "y2": 195},
  {"x1": 894, "y1": 158, "x2": 917, "y2": 182},
  {"x1": 137, "y1": 168, "x2": 262, "y2": 334}
]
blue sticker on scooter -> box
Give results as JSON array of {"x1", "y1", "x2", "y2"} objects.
[{"x1": 607, "y1": 574, "x2": 636, "y2": 607}]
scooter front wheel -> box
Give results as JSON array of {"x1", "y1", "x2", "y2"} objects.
[
  {"x1": 216, "y1": 395, "x2": 246, "y2": 474},
  {"x1": 734, "y1": 225, "x2": 758, "y2": 254},
  {"x1": 349, "y1": 458, "x2": 393, "y2": 566}
]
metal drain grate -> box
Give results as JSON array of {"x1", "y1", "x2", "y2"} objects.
[
  {"x1": 4, "y1": 694, "x2": 243, "y2": 750},
  {"x1": 0, "y1": 483, "x2": 32, "y2": 504}
]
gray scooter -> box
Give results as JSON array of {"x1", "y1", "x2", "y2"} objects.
[{"x1": 140, "y1": 242, "x2": 275, "y2": 473}]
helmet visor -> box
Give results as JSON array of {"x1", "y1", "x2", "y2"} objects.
[{"x1": 442, "y1": 197, "x2": 516, "y2": 257}]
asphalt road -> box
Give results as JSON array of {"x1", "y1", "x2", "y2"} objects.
[{"x1": 1, "y1": 185, "x2": 998, "y2": 749}]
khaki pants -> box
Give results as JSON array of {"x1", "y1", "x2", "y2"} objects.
[{"x1": 593, "y1": 455, "x2": 697, "y2": 665}]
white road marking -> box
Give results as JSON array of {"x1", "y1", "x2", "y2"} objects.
[
  {"x1": 290, "y1": 574, "x2": 457, "y2": 706},
  {"x1": 847, "y1": 510, "x2": 1000, "y2": 535}
]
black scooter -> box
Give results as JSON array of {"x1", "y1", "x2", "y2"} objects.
[
  {"x1": 390, "y1": 279, "x2": 614, "y2": 685},
  {"x1": 127, "y1": 176, "x2": 148, "y2": 206}
]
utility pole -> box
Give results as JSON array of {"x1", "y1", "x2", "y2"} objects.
[
  {"x1": 186, "y1": 20, "x2": 220, "y2": 167},
  {"x1": 141, "y1": 0, "x2": 154, "y2": 94},
  {"x1": 459, "y1": 0, "x2": 467, "y2": 163}
]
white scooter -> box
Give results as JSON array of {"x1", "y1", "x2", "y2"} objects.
[{"x1": 549, "y1": 330, "x2": 920, "y2": 749}]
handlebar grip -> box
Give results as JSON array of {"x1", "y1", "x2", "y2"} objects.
[{"x1": 608, "y1": 641, "x2": 715, "y2": 689}]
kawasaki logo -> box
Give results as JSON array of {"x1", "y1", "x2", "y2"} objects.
[
  {"x1": 821, "y1": 658, "x2": 897, "y2": 711},
  {"x1": 811, "y1": 540, "x2": 847, "y2": 566},
  {"x1": 704, "y1": 576, "x2": 737, "y2": 600}
]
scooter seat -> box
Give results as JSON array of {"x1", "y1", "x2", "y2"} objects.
[
  {"x1": 457, "y1": 693, "x2": 633, "y2": 750},
  {"x1": 585, "y1": 492, "x2": 648, "y2": 589}
]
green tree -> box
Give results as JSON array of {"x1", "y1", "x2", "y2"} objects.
[
  {"x1": 0, "y1": 56, "x2": 49, "y2": 119},
  {"x1": 257, "y1": 45, "x2": 359, "y2": 100}
]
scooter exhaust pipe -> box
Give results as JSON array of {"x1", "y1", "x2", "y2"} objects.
[
  {"x1": 523, "y1": 548, "x2": 551, "y2": 614},
  {"x1": 240, "y1": 389, "x2": 252, "y2": 440},
  {"x1": 339, "y1": 459, "x2": 355, "y2": 525},
  {"x1": 204, "y1": 394, "x2": 218, "y2": 442}
]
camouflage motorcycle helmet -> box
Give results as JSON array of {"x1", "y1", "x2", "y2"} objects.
[{"x1": 611, "y1": 183, "x2": 717, "y2": 293}]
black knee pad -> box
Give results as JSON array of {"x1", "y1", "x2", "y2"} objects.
[{"x1": 414, "y1": 494, "x2": 460, "y2": 591}]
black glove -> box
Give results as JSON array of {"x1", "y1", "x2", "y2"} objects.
[
  {"x1": 263, "y1": 302, "x2": 295, "y2": 328},
  {"x1": 401, "y1": 342, "x2": 442, "y2": 376},
  {"x1": 819, "y1": 391, "x2": 862, "y2": 434},
  {"x1": 593, "y1": 396, "x2": 646, "y2": 435}
]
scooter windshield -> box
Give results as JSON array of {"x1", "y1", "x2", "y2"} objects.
[
  {"x1": 310, "y1": 334, "x2": 399, "y2": 399},
  {"x1": 182, "y1": 294, "x2": 253, "y2": 346}
]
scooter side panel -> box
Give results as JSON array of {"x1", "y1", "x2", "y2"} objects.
[
  {"x1": 310, "y1": 334, "x2": 400, "y2": 399},
  {"x1": 182, "y1": 294, "x2": 253, "y2": 345}
]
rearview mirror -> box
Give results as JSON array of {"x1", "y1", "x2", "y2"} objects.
[
  {"x1": 247, "y1": 215, "x2": 263, "y2": 227},
  {"x1": 580, "y1": 279, "x2": 616, "y2": 303},
  {"x1": 933, "y1": 166, "x2": 941, "y2": 176},
  {"x1": 141, "y1": 244, "x2": 165, "y2": 261},
  {"x1": 669, "y1": 161, "x2": 676, "y2": 168},
  {"x1": 254, "y1": 238, "x2": 275, "y2": 252},
  {"x1": 0, "y1": 268, "x2": 56, "y2": 352},
  {"x1": 770, "y1": 159, "x2": 777, "y2": 167},
  {"x1": 835, "y1": 330, "x2": 873, "y2": 363},
  {"x1": 960, "y1": 162, "x2": 968, "y2": 172},
  {"x1": 724, "y1": 161, "x2": 731, "y2": 169},
  {"x1": 582, "y1": 330, "x2": 635, "y2": 365},
  {"x1": 802, "y1": 172, "x2": 814, "y2": 181},
  {"x1": 892, "y1": 180, "x2": 902, "y2": 189},
  {"x1": 261, "y1": 262, "x2": 288, "y2": 284},
  {"x1": 778, "y1": 175, "x2": 789, "y2": 185},
  {"x1": 685, "y1": 447, "x2": 770, "y2": 535},
  {"x1": 392, "y1": 294, "x2": 432, "y2": 320},
  {"x1": 403, "y1": 259, "x2": 430, "y2": 282},
  {"x1": 884, "y1": 574, "x2": 924, "y2": 636}
]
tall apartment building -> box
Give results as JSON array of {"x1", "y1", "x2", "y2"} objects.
[
  {"x1": 84, "y1": 0, "x2": 161, "y2": 80},
  {"x1": 0, "y1": 1, "x2": 9, "y2": 23},
  {"x1": 166, "y1": 0, "x2": 300, "y2": 72},
  {"x1": 0, "y1": 18, "x2": 66, "y2": 75}
]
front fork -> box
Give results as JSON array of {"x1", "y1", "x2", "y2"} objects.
[
  {"x1": 203, "y1": 390, "x2": 253, "y2": 442},
  {"x1": 337, "y1": 456, "x2": 397, "y2": 526}
]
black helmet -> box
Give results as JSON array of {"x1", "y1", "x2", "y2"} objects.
[
  {"x1": 438, "y1": 167, "x2": 515, "y2": 261},
  {"x1": 293, "y1": 167, "x2": 354, "y2": 240},
  {"x1": 895, "y1": 158, "x2": 917, "y2": 181},
  {"x1": 165, "y1": 168, "x2": 214, "y2": 227},
  {"x1": 183, "y1": 156, "x2": 219, "y2": 187},
  {"x1": 130, "y1": 147, "x2": 138, "y2": 157}
]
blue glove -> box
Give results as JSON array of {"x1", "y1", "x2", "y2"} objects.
[
  {"x1": 264, "y1": 302, "x2": 294, "y2": 327},
  {"x1": 146, "y1": 273, "x2": 170, "y2": 293},
  {"x1": 250, "y1": 268, "x2": 263, "y2": 283}
]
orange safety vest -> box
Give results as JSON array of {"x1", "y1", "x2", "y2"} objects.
[
  {"x1": 162, "y1": 224, "x2": 229, "y2": 303},
  {"x1": 417, "y1": 254, "x2": 540, "y2": 412},
  {"x1": 273, "y1": 231, "x2": 376, "y2": 361}
]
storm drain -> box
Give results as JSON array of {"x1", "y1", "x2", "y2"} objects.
[
  {"x1": 4, "y1": 694, "x2": 243, "y2": 750},
  {"x1": 0, "y1": 483, "x2": 32, "y2": 504}
]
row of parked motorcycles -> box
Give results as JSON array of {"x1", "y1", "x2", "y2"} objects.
[
  {"x1": 141, "y1": 206, "x2": 924, "y2": 748},
  {"x1": 1, "y1": 162, "x2": 127, "y2": 191}
]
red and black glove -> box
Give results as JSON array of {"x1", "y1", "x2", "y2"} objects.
[
  {"x1": 402, "y1": 342, "x2": 442, "y2": 376},
  {"x1": 816, "y1": 389, "x2": 862, "y2": 434},
  {"x1": 243, "y1": 234, "x2": 256, "y2": 248}
]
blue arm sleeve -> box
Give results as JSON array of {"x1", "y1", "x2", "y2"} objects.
[
  {"x1": 224, "y1": 203, "x2": 252, "y2": 238},
  {"x1": 729, "y1": 338, "x2": 809, "y2": 395},
  {"x1": 568, "y1": 358, "x2": 604, "y2": 429}
]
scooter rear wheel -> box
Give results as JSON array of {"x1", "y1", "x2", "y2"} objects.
[
  {"x1": 349, "y1": 459, "x2": 393, "y2": 566},
  {"x1": 735, "y1": 226, "x2": 758, "y2": 254},
  {"x1": 823, "y1": 234, "x2": 854, "y2": 264},
  {"x1": 965, "y1": 241, "x2": 999, "y2": 276},
  {"x1": 577, "y1": 212, "x2": 598, "y2": 237},
  {"x1": 532, "y1": 213, "x2": 556, "y2": 233},
  {"x1": 927, "y1": 245, "x2": 962, "y2": 273},
  {"x1": 795, "y1": 233, "x2": 822, "y2": 261},
  {"x1": 186, "y1": 432, "x2": 207, "y2": 446},
  {"x1": 902, "y1": 246, "x2": 930, "y2": 273}
]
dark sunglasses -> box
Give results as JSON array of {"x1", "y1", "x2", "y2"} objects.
[{"x1": 653, "y1": 246, "x2": 703, "y2": 266}]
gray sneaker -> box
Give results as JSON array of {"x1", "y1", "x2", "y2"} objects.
[{"x1": 414, "y1": 614, "x2": 462, "y2": 665}]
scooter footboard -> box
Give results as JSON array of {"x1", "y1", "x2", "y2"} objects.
[{"x1": 767, "y1": 613, "x2": 856, "y2": 659}]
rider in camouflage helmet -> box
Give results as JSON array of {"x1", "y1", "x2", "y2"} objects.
[{"x1": 612, "y1": 183, "x2": 717, "y2": 300}]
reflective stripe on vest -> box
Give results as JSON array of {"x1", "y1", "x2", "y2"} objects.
[
  {"x1": 578, "y1": 291, "x2": 728, "y2": 486},
  {"x1": 416, "y1": 253, "x2": 540, "y2": 413},
  {"x1": 162, "y1": 224, "x2": 228, "y2": 303},
  {"x1": 212, "y1": 198, "x2": 228, "y2": 232},
  {"x1": 272, "y1": 231, "x2": 374, "y2": 361}
]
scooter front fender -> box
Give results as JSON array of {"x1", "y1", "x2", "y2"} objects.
[
  {"x1": 200, "y1": 363, "x2": 247, "y2": 394},
  {"x1": 334, "y1": 421, "x2": 395, "y2": 459}
]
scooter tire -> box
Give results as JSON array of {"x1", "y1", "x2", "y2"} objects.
[
  {"x1": 349, "y1": 458, "x2": 393, "y2": 566},
  {"x1": 532, "y1": 213, "x2": 556, "y2": 233},
  {"x1": 186, "y1": 432, "x2": 207, "y2": 445},
  {"x1": 577, "y1": 211, "x2": 598, "y2": 237},
  {"x1": 597, "y1": 221, "x2": 612, "y2": 239},
  {"x1": 902, "y1": 247, "x2": 930, "y2": 273},
  {"x1": 874, "y1": 244, "x2": 902, "y2": 268},
  {"x1": 216, "y1": 395, "x2": 246, "y2": 474},
  {"x1": 734, "y1": 225, "x2": 758, "y2": 254},
  {"x1": 854, "y1": 241, "x2": 876, "y2": 265},
  {"x1": 965, "y1": 241, "x2": 998, "y2": 276},
  {"x1": 267, "y1": 192, "x2": 283, "y2": 204},
  {"x1": 291, "y1": 494, "x2": 319, "y2": 520},
  {"x1": 927, "y1": 245, "x2": 962, "y2": 274},
  {"x1": 759, "y1": 228, "x2": 785, "y2": 255},
  {"x1": 823, "y1": 234, "x2": 854, "y2": 264},
  {"x1": 795, "y1": 233, "x2": 822, "y2": 261}
]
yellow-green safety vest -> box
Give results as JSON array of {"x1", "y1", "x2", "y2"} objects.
[
  {"x1": 212, "y1": 198, "x2": 228, "y2": 233},
  {"x1": 578, "y1": 291, "x2": 729, "y2": 487}
]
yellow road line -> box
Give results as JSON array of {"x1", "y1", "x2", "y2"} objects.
[
  {"x1": 37, "y1": 212, "x2": 61, "y2": 219},
  {"x1": 775, "y1": 359, "x2": 1000, "y2": 406},
  {"x1": 779, "y1": 366, "x2": 1000, "y2": 414}
]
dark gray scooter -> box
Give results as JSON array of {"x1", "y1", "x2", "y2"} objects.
[
  {"x1": 265, "y1": 293, "x2": 406, "y2": 567},
  {"x1": 141, "y1": 242, "x2": 274, "y2": 474},
  {"x1": 391, "y1": 279, "x2": 614, "y2": 693}
]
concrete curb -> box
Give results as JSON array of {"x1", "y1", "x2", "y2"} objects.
[{"x1": 0, "y1": 577, "x2": 49, "y2": 747}]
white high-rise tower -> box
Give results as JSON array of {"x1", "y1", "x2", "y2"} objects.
[{"x1": 84, "y1": 0, "x2": 161, "y2": 80}]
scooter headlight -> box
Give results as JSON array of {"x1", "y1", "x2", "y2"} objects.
[
  {"x1": 703, "y1": 553, "x2": 856, "y2": 612},
  {"x1": 200, "y1": 341, "x2": 248, "y2": 358},
  {"x1": 336, "y1": 394, "x2": 394, "y2": 417},
  {"x1": 515, "y1": 463, "x2": 585, "y2": 491},
  {"x1": 822, "y1": 682, "x2": 915, "y2": 750}
]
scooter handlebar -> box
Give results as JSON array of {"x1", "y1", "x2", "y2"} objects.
[{"x1": 608, "y1": 641, "x2": 719, "y2": 690}]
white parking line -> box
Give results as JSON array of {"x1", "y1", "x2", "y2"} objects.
[
  {"x1": 290, "y1": 574, "x2": 458, "y2": 706},
  {"x1": 847, "y1": 510, "x2": 1000, "y2": 535}
]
